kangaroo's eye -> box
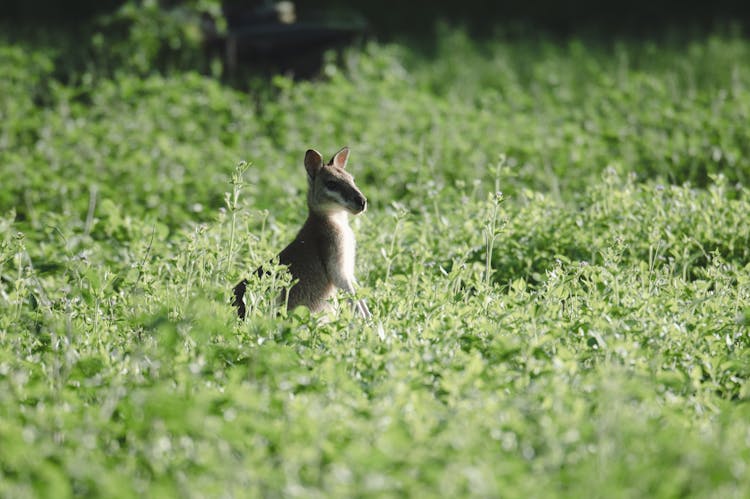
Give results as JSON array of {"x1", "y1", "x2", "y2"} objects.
[{"x1": 324, "y1": 180, "x2": 338, "y2": 191}]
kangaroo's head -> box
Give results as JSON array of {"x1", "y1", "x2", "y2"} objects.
[{"x1": 304, "y1": 147, "x2": 367, "y2": 216}]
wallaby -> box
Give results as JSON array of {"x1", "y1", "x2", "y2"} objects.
[{"x1": 232, "y1": 147, "x2": 371, "y2": 319}]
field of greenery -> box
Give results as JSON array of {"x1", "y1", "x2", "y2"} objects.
[{"x1": 2, "y1": 19, "x2": 750, "y2": 497}]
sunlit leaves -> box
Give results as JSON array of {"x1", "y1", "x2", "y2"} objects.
[{"x1": 2, "y1": 30, "x2": 750, "y2": 497}]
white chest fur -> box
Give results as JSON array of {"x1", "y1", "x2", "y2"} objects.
[{"x1": 327, "y1": 212, "x2": 356, "y2": 284}]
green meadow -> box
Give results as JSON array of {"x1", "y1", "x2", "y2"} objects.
[{"x1": 1, "y1": 23, "x2": 750, "y2": 497}]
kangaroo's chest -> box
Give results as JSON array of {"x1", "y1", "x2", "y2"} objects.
[{"x1": 327, "y1": 220, "x2": 355, "y2": 280}]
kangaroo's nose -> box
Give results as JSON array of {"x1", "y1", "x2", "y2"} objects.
[{"x1": 356, "y1": 195, "x2": 367, "y2": 212}]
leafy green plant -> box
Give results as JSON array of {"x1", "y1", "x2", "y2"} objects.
[{"x1": 1, "y1": 27, "x2": 750, "y2": 497}]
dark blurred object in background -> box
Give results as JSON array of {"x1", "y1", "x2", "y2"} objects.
[{"x1": 207, "y1": 1, "x2": 366, "y2": 77}]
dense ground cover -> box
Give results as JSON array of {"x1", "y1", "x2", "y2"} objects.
[{"x1": 1, "y1": 27, "x2": 750, "y2": 497}]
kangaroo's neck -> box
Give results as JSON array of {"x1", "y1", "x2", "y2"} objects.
[{"x1": 307, "y1": 209, "x2": 350, "y2": 230}]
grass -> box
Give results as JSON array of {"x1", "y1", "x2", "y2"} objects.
[{"x1": 1, "y1": 27, "x2": 750, "y2": 497}]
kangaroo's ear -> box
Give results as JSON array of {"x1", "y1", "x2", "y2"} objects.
[
  {"x1": 329, "y1": 146, "x2": 350, "y2": 169},
  {"x1": 304, "y1": 149, "x2": 323, "y2": 177}
]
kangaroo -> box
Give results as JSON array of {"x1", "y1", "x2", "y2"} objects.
[{"x1": 232, "y1": 147, "x2": 371, "y2": 319}]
